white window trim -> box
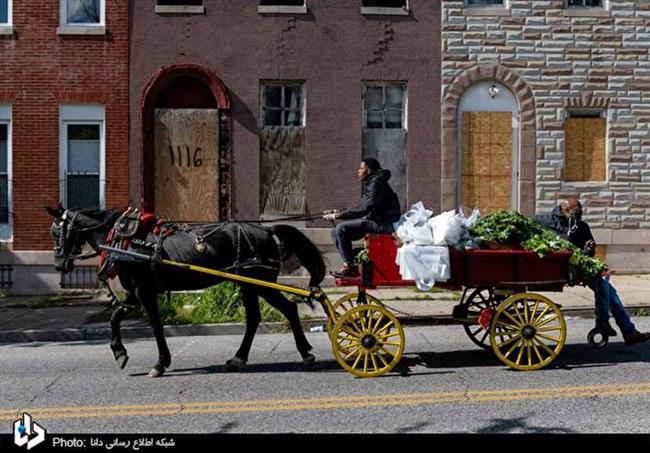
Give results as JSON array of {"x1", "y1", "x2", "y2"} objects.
[
  {"x1": 463, "y1": 0, "x2": 511, "y2": 16},
  {"x1": 0, "y1": 105, "x2": 12, "y2": 242},
  {"x1": 361, "y1": 1, "x2": 409, "y2": 16},
  {"x1": 155, "y1": 4, "x2": 205, "y2": 14},
  {"x1": 59, "y1": 105, "x2": 106, "y2": 209},
  {"x1": 362, "y1": 81, "x2": 408, "y2": 130},
  {"x1": 59, "y1": 0, "x2": 105, "y2": 30},
  {"x1": 258, "y1": 3, "x2": 307, "y2": 14},
  {"x1": 260, "y1": 81, "x2": 306, "y2": 128},
  {"x1": 0, "y1": 0, "x2": 11, "y2": 25}
]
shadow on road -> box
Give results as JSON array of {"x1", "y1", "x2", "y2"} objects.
[
  {"x1": 413, "y1": 342, "x2": 649, "y2": 372},
  {"x1": 476, "y1": 413, "x2": 577, "y2": 434}
]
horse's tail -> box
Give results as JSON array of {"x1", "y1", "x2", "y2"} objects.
[{"x1": 269, "y1": 224, "x2": 325, "y2": 288}]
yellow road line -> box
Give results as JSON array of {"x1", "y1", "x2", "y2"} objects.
[{"x1": 2, "y1": 382, "x2": 650, "y2": 421}]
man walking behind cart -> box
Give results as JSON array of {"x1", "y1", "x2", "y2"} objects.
[
  {"x1": 323, "y1": 158, "x2": 401, "y2": 278},
  {"x1": 535, "y1": 197, "x2": 650, "y2": 346}
]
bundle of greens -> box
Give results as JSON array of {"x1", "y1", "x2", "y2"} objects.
[{"x1": 469, "y1": 210, "x2": 607, "y2": 280}]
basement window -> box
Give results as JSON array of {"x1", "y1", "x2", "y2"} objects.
[
  {"x1": 258, "y1": 0, "x2": 307, "y2": 14},
  {"x1": 361, "y1": 0, "x2": 409, "y2": 16},
  {"x1": 155, "y1": 0, "x2": 205, "y2": 14}
]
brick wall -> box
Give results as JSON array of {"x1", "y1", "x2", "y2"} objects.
[
  {"x1": 442, "y1": 0, "x2": 650, "y2": 229},
  {"x1": 0, "y1": 1, "x2": 129, "y2": 250},
  {"x1": 130, "y1": 0, "x2": 441, "y2": 221}
]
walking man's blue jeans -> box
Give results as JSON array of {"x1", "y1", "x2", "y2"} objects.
[
  {"x1": 331, "y1": 219, "x2": 394, "y2": 265},
  {"x1": 587, "y1": 276, "x2": 636, "y2": 335}
]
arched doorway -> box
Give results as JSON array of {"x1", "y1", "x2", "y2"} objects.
[
  {"x1": 441, "y1": 64, "x2": 537, "y2": 215},
  {"x1": 141, "y1": 64, "x2": 231, "y2": 220},
  {"x1": 458, "y1": 81, "x2": 519, "y2": 214}
]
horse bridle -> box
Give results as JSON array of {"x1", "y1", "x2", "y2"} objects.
[{"x1": 52, "y1": 210, "x2": 112, "y2": 263}]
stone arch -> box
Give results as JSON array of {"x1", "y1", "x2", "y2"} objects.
[
  {"x1": 441, "y1": 64, "x2": 537, "y2": 215},
  {"x1": 140, "y1": 64, "x2": 231, "y2": 218}
]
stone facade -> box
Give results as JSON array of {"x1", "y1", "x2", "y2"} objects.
[{"x1": 442, "y1": 0, "x2": 650, "y2": 269}]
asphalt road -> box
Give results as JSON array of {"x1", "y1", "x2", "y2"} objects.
[{"x1": 1, "y1": 316, "x2": 649, "y2": 434}]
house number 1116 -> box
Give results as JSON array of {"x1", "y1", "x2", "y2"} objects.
[{"x1": 169, "y1": 146, "x2": 203, "y2": 168}]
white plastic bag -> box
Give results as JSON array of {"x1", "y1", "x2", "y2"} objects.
[
  {"x1": 396, "y1": 244, "x2": 450, "y2": 291},
  {"x1": 396, "y1": 201, "x2": 434, "y2": 245},
  {"x1": 428, "y1": 210, "x2": 462, "y2": 246}
]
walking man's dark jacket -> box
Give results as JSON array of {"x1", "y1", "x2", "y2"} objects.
[
  {"x1": 339, "y1": 169, "x2": 401, "y2": 224},
  {"x1": 534, "y1": 206, "x2": 595, "y2": 255}
]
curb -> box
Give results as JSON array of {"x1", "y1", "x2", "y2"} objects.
[{"x1": 0, "y1": 305, "x2": 637, "y2": 344}]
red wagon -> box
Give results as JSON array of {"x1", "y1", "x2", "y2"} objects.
[{"x1": 330, "y1": 234, "x2": 573, "y2": 376}]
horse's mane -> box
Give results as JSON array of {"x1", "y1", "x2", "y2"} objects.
[{"x1": 77, "y1": 208, "x2": 121, "y2": 224}]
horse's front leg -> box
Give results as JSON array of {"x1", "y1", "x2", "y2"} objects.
[
  {"x1": 137, "y1": 288, "x2": 171, "y2": 378},
  {"x1": 109, "y1": 289, "x2": 139, "y2": 369},
  {"x1": 226, "y1": 285, "x2": 261, "y2": 371}
]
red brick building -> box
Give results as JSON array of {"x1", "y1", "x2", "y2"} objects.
[
  {"x1": 130, "y1": 0, "x2": 441, "y2": 225},
  {"x1": 0, "y1": 0, "x2": 129, "y2": 293}
]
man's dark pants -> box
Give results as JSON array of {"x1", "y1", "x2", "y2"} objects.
[{"x1": 331, "y1": 219, "x2": 394, "y2": 266}]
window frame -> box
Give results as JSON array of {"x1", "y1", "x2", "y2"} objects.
[
  {"x1": 566, "y1": 0, "x2": 604, "y2": 8},
  {"x1": 260, "y1": 81, "x2": 306, "y2": 128},
  {"x1": 0, "y1": 105, "x2": 12, "y2": 241},
  {"x1": 362, "y1": 81, "x2": 408, "y2": 130},
  {"x1": 155, "y1": 0, "x2": 205, "y2": 15},
  {"x1": 463, "y1": 0, "x2": 511, "y2": 16},
  {"x1": 564, "y1": 0, "x2": 609, "y2": 16},
  {"x1": 0, "y1": 0, "x2": 11, "y2": 26},
  {"x1": 361, "y1": 0, "x2": 409, "y2": 16},
  {"x1": 59, "y1": 105, "x2": 106, "y2": 209},
  {"x1": 258, "y1": 0, "x2": 307, "y2": 15},
  {"x1": 59, "y1": 0, "x2": 106, "y2": 35},
  {"x1": 564, "y1": 109, "x2": 608, "y2": 183}
]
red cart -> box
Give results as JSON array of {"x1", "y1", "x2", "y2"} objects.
[{"x1": 329, "y1": 234, "x2": 573, "y2": 377}]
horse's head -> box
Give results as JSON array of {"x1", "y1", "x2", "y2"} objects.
[{"x1": 46, "y1": 205, "x2": 86, "y2": 273}]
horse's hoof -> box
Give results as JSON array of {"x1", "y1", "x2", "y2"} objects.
[
  {"x1": 148, "y1": 366, "x2": 165, "y2": 378},
  {"x1": 116, "y1": 354, "x2": 129, "y2": 370},
  {"x1": 225, "y1": 357, "x2": 247, "y2": 372},
  {"x1": 303, "y1": 353, "x2": 316, "y2": 369}
]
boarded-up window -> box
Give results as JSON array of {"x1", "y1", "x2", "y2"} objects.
[
  {"x1": 260, "y1": 82, "x2": 306, "y2": 216},
  {"x1": 565, "y1": 114, "x2": 606, "y2": 182},
  {"x1": 363, "y1": 82, "x2": 407, "y2": 211}
]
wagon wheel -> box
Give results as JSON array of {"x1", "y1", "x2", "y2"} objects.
[
  {"x1": 461, "y1": 287, "x2": 506, "y2": 350},
  {"x1": 325, "y1": 293, "x2": 383, "y2": 338},
  {"x1": 490, "y1": 293, "x2": 566, "y2": 371},
  {"x1": 331, "y1": 305, "x2": 404, "y2": 378}
]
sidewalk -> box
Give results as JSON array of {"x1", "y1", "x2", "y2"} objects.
[{"x1": 0, "y1": 274, "x2": 648, "y2": 343}]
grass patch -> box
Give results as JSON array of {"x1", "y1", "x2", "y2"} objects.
[{"x1": 157, "y1": 282, "x2": 285, "y2": 325}]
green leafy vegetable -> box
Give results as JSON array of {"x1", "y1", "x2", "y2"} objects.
[{"x1": 470, "y1": 210, "x2": 607, "y2": 281}]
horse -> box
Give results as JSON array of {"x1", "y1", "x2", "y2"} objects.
[{"x1": 45, "y1": 205, "x2": 326, "y2": 378}]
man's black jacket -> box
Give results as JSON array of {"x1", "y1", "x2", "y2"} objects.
[
  {"x1": 534, "y1": 205, "x2": 595, "y2": 256},
  {"x1": 340, "y1": 169, "x2": 401, "y2": 224}
]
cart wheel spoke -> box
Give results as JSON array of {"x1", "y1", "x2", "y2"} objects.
[
  {"x1": 344, "y1": 347, "x2": 361, "y2": 360},
  {"x1": 503, "y1": 338, "x2": 523, "y2": 359},
  {"x1": 534, "y1": 314, "x2": 559, "y2": 329},
  {"x1": 536, "y1": 326, "x2": 562, "y2": 333},
  {"x1": 531, "y1": 305, "x2": 551, "y2": 326},
  {"x1": 536, "y1": 333, "x2": 561, "y2": 344}
]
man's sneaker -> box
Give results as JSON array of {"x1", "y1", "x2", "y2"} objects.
[
  {"x1": 596, "y1": 321, "x2": 617, "y2": 337},
  {"x1": 331, "y1": 265, "x2": 359, "y2": 278},
  {"x1": 623, "y1": 330, "x2": 650, "y2": 346}
]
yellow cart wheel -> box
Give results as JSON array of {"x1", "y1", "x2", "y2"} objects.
[
  {"x1": 490, "y1": 293, "x2": 566, "y2": 371},
  {"x1": 325, "y1": 293, "x2": 383, "y2": 338},
  {"x1": 331, "y1": 304, "x2": 404, "y2": 378}
]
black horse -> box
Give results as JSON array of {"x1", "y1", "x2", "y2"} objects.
[{"x1": 46, "y1": 206, "x2": 326, "y2": 378}]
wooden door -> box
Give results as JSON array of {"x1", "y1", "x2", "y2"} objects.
[
  {"x1": 154, "y1": 109, "x2": 219, "y2": 221},
  {"x1": 461, "y1": 111, "x2": 513, "y2": 214}
]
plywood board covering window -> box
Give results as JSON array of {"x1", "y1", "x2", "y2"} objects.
[
  {"x1": 461, "y1": 111, "x2": 512, "y2": 214},
  {"x1": 564, "y1": 117, "x2": 606, "y2": 182},
  {"x1": 154, "y1": 109, "x2": 219, "y2": 221}
]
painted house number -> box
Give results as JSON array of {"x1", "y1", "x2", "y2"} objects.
[{"x1": 169, "y1": 146, "x2": 203, "y2": 168}]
